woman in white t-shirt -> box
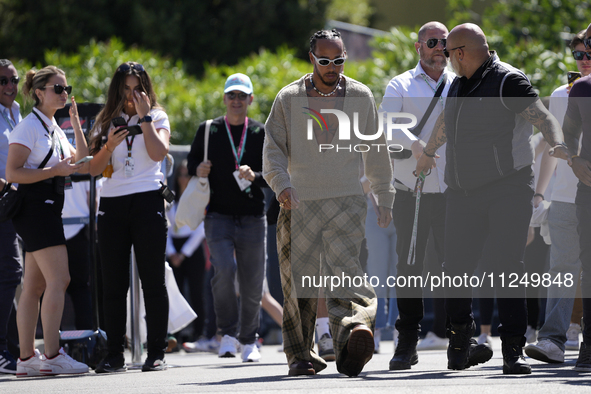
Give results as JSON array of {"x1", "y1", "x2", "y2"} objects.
[
  {"x1": 6, "y1": 65, "x2": 90, "y2": 376},
  {"x1": 87, "y1": 62, "x2": 170, "y2": 373}
]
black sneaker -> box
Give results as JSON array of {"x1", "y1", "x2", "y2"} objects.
[
  {"x1": 389, "y1": 330, "x2": 419, "y2": 370},
  {"x1": 142, "y1": 356, "x2": 167, "y2": 372},
  {"x1": 574, "y1": 342, "x2": 591, "y2": 372},
  {"x1": 502, "y1": 337, "x2": 531, "y2": 375},
  {"x1": 447, "y1": 321, "x2": 475, "y2": 370},
  {"x1": 95, "y1": 353, "x2": 127, "y2": 374}
]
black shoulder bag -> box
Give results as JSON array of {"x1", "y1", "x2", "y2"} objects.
[
  {"x1": 390, "y1": 74, "x2": 447, "y2": 160},
  {"x1": 0, "y1": 116, "x2": 56, "y2": 223}
]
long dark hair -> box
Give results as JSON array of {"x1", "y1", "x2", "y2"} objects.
[{"x1": 89, "y1": 62, "x2": 162, "y2": 154}]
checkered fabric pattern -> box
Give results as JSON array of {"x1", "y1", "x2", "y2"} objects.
[{"x1": 277, "y1": 195, "x2": 377, "y2": 372}]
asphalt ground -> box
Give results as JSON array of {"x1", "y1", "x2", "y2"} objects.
[{"x1": 2, "y1": 337, "x2": 590, "y2": 393}]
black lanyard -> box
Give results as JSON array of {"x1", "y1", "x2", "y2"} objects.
[{"x1": 32, "y1": 109, "x2": 64, "y2": 159}]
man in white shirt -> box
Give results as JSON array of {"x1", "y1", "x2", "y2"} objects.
[
  {"x1": 525, "y1": 29, "x2": 591, "y2": 364},
  {"x1": 380, "y1": 21, "x2": 454, "y2": 370},
  {"x1": 0, "y1": 59, "x2": 22, "y2": 375}
]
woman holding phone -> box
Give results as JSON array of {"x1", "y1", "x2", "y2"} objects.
[
  {"x1": 88, "y1": 62, "x2": 171, "y2": 373},
  {"x1": 6, "y1": 65, "x2": 90, "y2": 377}
]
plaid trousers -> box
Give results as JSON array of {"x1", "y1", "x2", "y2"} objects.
[{"x1": 277, "y1": 195, "x2": 377, "y2": 372}]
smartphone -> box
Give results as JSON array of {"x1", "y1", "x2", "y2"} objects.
[
  {"x1": 114, "y1": 125, "x2": 143, "y2": 136},
  {"x1": 74, "y1": 156, "x2": 93, "y2": 164},
  {"x1": 568, "y1": 71, "x2": 582, "y2": 87}
]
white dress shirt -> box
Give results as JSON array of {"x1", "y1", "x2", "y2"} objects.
[
  {"x1": 380, "y1": 61, "x2": 455, "y2": 193},
  {"x1": 548, "y1": 84, "x2": 579, "y2": 204}
]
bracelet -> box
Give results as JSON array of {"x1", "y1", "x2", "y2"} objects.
[
  {"x1": 103, "y1": 143, "x2": 114, "y2": 153},
  {"x1": 534, "y1": 193, "x2": 544, "y2": 200},
  {"x1": 572, "y1": 155, "x2": 580, "y2": 160},
  {"x1": 422, "y1": 148, "x2": 436, "y2": 158}
]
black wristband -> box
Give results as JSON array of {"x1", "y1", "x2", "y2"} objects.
[
  {"x1": 534, "y1": 193, "x2": 544, "y2": 200},
  {"x1": 423, "y1": 148, "x2": 436, "y2": 158}
]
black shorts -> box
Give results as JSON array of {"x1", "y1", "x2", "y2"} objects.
[{"x1": 12, "y1": 182, "x2": 66, "y2": 253}]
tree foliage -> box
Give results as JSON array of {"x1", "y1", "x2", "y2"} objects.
[{"x1": 0, "y1": 0, "x2": 327, "y2": 75}]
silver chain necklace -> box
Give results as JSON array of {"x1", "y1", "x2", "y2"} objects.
[{"x1": 309, "y1": 75, "x2": 341, "y2": 97}]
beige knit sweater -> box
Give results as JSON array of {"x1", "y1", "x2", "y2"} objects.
[{"x1": 263, "y1": 74, "x2": 395, "y2": 208}]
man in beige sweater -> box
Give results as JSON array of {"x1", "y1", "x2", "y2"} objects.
[{"x1": 263, "y1": 29, "x2": 395, "y2": 377}]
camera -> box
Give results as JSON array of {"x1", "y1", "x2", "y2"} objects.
[{"x1": 159, "y1": 182, "x2": 175, "y2": 203}]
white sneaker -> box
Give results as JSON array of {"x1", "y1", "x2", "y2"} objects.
[
  {"x1": 40, "y1": 348, "x2": 89, "y2": 375},
  {"x1": 566, "y1": 323, "x2": 582, "y2": 351},
  {"x1": 241, "y1": 343, "x2": 261, "y2": 362},
  {"x1": 183, "y1": 337, "x2": 221, "y2": 354},
  {"x1": 317, "y1": 333, "x2": 335, "y2": 361},
  {"x1": 219, "y1": 335, "x2": 239, "y2": 358},
  {"x1": 524, "y1": 339, "x2": 564, "y2": 363},
  {"x1": 416, "y1": 331, "x2": 448, "y2": 351},
  {"x1": 16, "y1": 349, "x2": 42, "y2": 378},
  {"x1": 525, "y1": 325, "x2": 538, "y2": 344},
  {"x1": 374, "y1": 328, "x2": 381, "y2": 354},
  {"x1": 477, "y1": 333, "x2": 493, "y2": 347}
]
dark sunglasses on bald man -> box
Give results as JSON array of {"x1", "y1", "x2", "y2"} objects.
[
  {"x1": 41, "y1": 84, "x2": 72, "y2": 94},
  {"x1": 444, "y1": 46, "x2": 465, "y2": 58},
  {"x1": 116, "y1": 63, "x2": 145, "y2": 74},
  {"x1": 0, "y1": 77, "x2": 19, "y2": 86},
  {"x1": 573, "y1": 51, "x2": 591, "y2": 61},
  {"x1": 420, "y1": 38, "x2": 447, "y2": 49}
]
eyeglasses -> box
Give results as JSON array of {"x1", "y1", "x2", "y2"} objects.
[
  {"x1": 444, "y1": 46, "x2": 466, "y2": 58},
  {"x1": 572, "y1": 51, "x2": 591, "y2": 61},
  {"x1": 41, "y1": 84, "x2": 72, "y2": 94},
  {"x1": 116, "y1": 63, "x2": 145, "y2": 74},
  {"x1": 420, "y1": 38, "x2": 447, "y2": 49},
  {"x1": 310, "y1": 53, "x2": 346, "y2": 67},
  {"x1": 226, "y1": 92, "x2": 250, "y2": 100},
  {"x1": 585, "y1": 38, "x2": 591, "y2": 49},
  {"x1": 0, "y1": 77, "x2": 19, "y2": 86}
]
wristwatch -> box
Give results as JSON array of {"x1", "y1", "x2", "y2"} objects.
[{"x1": 139, "y1": 115, "x2": 152, "y2": 124}]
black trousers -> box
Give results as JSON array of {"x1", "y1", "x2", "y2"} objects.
[
  {"x1": 97, "y1": 190, "x2": 169, "y2": 357},
  {"x1": 65, "y1": 226, "x2": 93, "y2": 330},
  {"x1": 444, "y1": 170, "x2": 533, "y2": 340},
  {"x1": 393, "y1": 188, "x2": 446, "y2": 335}
]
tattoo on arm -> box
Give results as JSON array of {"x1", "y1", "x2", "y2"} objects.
[
  {"x1": 424, "y1": 113, "x2": 447, "y2": 155},
  {"x1": 563, "y1": 114, "x2": 583, "y2": 156},
  {"x1": 520, "y1": 100, "x2": 562, "y2": 146}
]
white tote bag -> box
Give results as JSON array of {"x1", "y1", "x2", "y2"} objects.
[{"x1": 175, "y1": 119, "x2": 212, "y2": 230}]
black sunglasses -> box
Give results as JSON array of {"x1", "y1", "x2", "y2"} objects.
[
  {"x1": 226, "y1": 92, "x2": 250, "y2": 100},
  {"x1": 0, "y1": 77, "x2": 19, "y2": 86},
  {"x1": 573, "y1": 50, "x2": 591, "y2": 61},
  {"x1": 41, "y1": 84, "x2": 72, "y2": 94},
  {"x1": 444, "y1": 45, "x2": 465, "y2": 58},
  {"x1": 420, "y1": 38, "x2": 447, "y2": 49},
  {"x1": 116, "y1": 63, "x2": 145, "y2": 74}
]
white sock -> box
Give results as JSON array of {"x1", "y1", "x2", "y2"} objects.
[{"x1": 316, "y1": 317, "x2": 331, "y2": 338}]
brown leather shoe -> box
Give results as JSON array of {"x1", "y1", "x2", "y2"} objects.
[
  {"x1": 288, "y1": 361, "x2": 315, "y2": 376},
  {"x1": 339, "y1": 324, "x2": 374, "y2": 377}
]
